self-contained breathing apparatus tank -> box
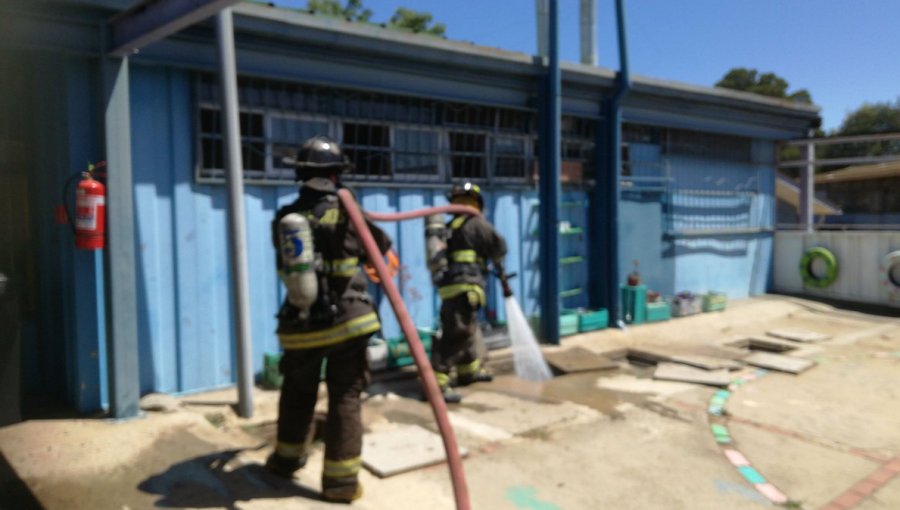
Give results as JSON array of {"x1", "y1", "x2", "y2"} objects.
[
  {"x1": 279, "y1": 213, "x2": 318, "y2": 319},
  {"x1": 425, "y1": 213, "x2": 448, "y2": 284}
]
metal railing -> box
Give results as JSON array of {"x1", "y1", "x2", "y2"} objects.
[{"x1": 777, "y1": 132, "x2": 900, "y2": 232}]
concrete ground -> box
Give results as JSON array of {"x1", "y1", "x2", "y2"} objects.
[{"x1": 1, "y1": 295, "x2": 898, "y2": 510}]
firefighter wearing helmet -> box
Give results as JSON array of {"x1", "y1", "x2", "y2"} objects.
[
  {"x1": 266, "y1": 135, "x2": 394, "y2": 503},
  {"x1": 433, "y1": 182, "x2": 508, "y2": 403}
]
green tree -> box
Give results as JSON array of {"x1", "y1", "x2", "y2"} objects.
[
  {"x1": 716, "y1": 68, "x2": 812, "y2": 104},
  {"x1": 307, "y1": 0, "x2": 372, "y2": 22},
  {"x1": 389, "y1": 7, "x2": 446, "y2": 36},
  {"x1": 823, "y1": 99, "x2": 900, "y2": 161}
]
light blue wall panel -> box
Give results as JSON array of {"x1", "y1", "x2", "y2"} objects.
[
  {"x1": 619, "y1": 191, "x2": 673, "y2": 297},
  {"x1": 672, "y1": 234, "x2": 771, "y2": 298},
  {"x1": 520, "y1": 192, "x2": 541, "y2": 317},
  {"x1": 131, "y1": 67, "x2": 180, "y2": 394}
]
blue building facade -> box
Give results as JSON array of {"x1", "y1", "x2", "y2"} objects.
[{"x1": 0, "y1": 1, "x2": 818, "y2": 413}]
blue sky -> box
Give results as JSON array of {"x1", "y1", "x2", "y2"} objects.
[{"x1": 275, "y1": 0, "x2": 900, "y2": 131}]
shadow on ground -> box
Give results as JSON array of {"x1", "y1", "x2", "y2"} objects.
[
  {"x1": 138, "y1": 449, "x2": 321, "y2": 509},
  {"x1": 0, "y1": 451, "x2": 42, "y2": 510}
]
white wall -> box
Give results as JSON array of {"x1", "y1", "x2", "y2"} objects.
[{"x1": 774, "y1": 231, "x2": 900, "y2": 307}]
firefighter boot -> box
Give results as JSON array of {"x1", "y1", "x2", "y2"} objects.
[
  {"x1": 265, "y1": 451, "x2": 307, "y2": 479},
  {"x1": 434, "y1": 371, "x2": 462, "y2": 403},
  {"x1": 456, "y1": 360, "x2": 493, "y2": 386},
  {"x1": 322, "y1": 480, "x2": 364, "y2": 503}
]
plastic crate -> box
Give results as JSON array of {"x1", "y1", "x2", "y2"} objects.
[
  {"x1": 367, "y1": 337, "x2": 388, "y2": 371},
  {"x1": 703, "y1": 292, "x2": 727, "y2": 312},
  {"x1": 560, "y1": 311, "x2": 579, "y2": 336},
  {"x1": 620, "y1": 285, "x2": 647, "y2": 324},
  {"x1": 671, "y1": 295, "x2": 702, "y2": 317},
  {"x1": 530, "y1": 312, "x2": 580, "y2": 337},
  {"x1": 262, "y1": 352, "x2": 283, "y2": 389},
  {"x1": 645, "y1": 301, "x2": 671, "y2": 322},
  {"x1": 386, "y1": 328, "x2": 434, "y2": 369},
  {"x1": 577, "y1": 308, "x2": 609, "y2": 332}
]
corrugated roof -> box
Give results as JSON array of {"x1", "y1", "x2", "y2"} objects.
[
  {"x1": 815, "y1": 160, "x2": 900, "y2": 184},
  {"x1": 233, "y1": 2, "x2": 819, "y2": 119}
]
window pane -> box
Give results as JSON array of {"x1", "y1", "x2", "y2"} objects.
[
  {"x1": 495, "y1": 137, "x2": 525, "y2": 155},
  {"x1": 394, "y1": 129, "x2": 438, "y2": 176},
  {"x1": 496, "y1": 157, "x2": 526, "y2": 178},
  {"x1": 451, "y1": 156, "x2": 485, "y2": 179},
  {"x1": 271, "y1": 117, "x2": 329, "y2": 169},
  {"x1": 201, "y1": 137, "x2": 222, "y2": 170},
  {"x1": 343, "y1": 123, "x2": 390, "y2": 147},
  {"x1": 395, "y1": 154, "x2": 438, "y2": 175},
  {"x1": 449, "y1": 132, "x2": 486, "y2": 153}
]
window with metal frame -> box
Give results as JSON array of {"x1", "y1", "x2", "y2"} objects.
[
  {"x1": 195, "y1": 74, "x2": 540, "y2": 185},
  {"x1": 342, "y1": 122, "x2": 392, "y2": 179}
]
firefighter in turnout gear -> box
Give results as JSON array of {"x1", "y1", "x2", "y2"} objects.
[
  {"x1": 433, "y1": 182, "x2": 508, "y2": 403},
  {"x1": 266, "y1": 136, "x2": 393, "y2": 503}
]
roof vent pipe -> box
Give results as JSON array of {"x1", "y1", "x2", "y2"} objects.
[
  {"x1": 580, "y1": 0, "x2": 597, "y2": 65},
  {"x1": 536, "y1": 0, "x2": 549, "y2": 61}
]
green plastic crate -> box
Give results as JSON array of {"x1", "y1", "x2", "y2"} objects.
[
  {"x1": 386, "y1": 328, "x2": 434, "y2": 369},
  {"x1": 262, "y1": 353, "x2": 326, "y2": 387},
  {"x1": 577, "y1": 308, "x2": 609, "y2": 332},
  {"x1": 262, "y1": 352, "x2": 283, "y2": 389},
  {"x1": 645, "y1": 301, "x2": 671, "y2": 322},
  {"x1": 530, "y1": 312, "x2": 580, "y2": 337},
  {"x1": 703, "y1": 292, "x2": 727, "y2": 312},
  {"x1": 560, "y1": 311, "x2": 579, "y2": 336},
  {"x1": 620, "y1": 285, "x2": 647, "y2": 324}
]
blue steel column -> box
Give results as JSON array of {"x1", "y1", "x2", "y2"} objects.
[
  {"x1": 605, "y1": 0, "x2": 630, "y2": 324},
  {"x1": 103, "y1": 57, "x2": 140, "y2": 419},
  {"x1": 539, "y1": 0, "x2": 561, "y2": 344},
  {"x1": 216, "y1": 9, "x2": 254, "y2": 418}
]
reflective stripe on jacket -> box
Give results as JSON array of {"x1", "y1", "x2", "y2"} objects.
[{"x1": 278, "y1": 312, "x2": 381, "y2": 349}]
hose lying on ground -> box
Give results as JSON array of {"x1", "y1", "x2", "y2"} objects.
[{"x1": 337, "y1": 189, "x2": 472, "y2": 510}]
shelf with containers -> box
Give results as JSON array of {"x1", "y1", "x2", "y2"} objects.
[{"x1": 530, "y1": 194, "x2": 608, "y2": 335}]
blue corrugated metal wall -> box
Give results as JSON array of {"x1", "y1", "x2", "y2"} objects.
[
  {"x1": 619, "y1": 139, "x2": 775, "y2": 300},
  {"x1": 129, "y1": 65, "x2": 561, "y2": 394}
]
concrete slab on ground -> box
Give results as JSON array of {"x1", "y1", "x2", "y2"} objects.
[
  {"x1": 543, "y1": 346, "x2": 618, "y2": 374},
  {"x1": 653, "y1": 363, "x2": 733, "y2": 387},
  {"x1": 450, "y1": 390, "x2": 601, "y2": 437},
  {"x1": 362, "y1": 424, "x2": 468, "y2": 478},
  {"x1": 742, "y1": 352, "x2": 816, "y2": 374},
  {"x1": 767, "y1": 328, "x2": 831, "y2": 343},
  {"x1": 669, "y1": 354, "x2": 744, "y2": 371}
]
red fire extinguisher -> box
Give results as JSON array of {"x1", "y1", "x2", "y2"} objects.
[{"x1": 67, "y1": 161, "x2": 106, "y2": 250}]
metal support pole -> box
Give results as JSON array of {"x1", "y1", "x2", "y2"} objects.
[
  {"x1": 579, "y1": 0, "x2": 597, "y2": 66},
  {"x1": 800, "y1": 138, "x2": 815, "y2": 232},
  {"x1": 539, "y1": 0, "x2": 561, "y2": 344},
  {"x1": 605, "y1": 0, "x2": 630, "y2": 325},
  {"x1": 102, "y1": 57, "x2": 140, "y2": 419},
  {"x1": 216, "y1": 9, "x2": 254, "y2": 418}
]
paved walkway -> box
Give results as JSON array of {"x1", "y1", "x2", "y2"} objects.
[{"x1": 1, "y1": 295, "x2": 898, "y2": 509}]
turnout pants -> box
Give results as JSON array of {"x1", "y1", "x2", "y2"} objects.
[
  {"x1": 276, "y1": 335, "x2": 370, "y2": 489},
  {"x1": 433, "y1": 292, "x2": 483, "y2": 384}
]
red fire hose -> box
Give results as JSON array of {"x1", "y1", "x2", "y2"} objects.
[
  {"x1": 337, "y1": 189, "x2": 474, "y2": 510},
  {"x1": 363, "y1": 204, "x2": 482, "y2": 222}
]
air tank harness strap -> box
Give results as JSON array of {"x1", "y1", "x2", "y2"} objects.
[
  {"x1": 323, "y1": 257, "x2": 360, "y2": 277},
  {"x1": 438, "y1": 283, "x2": 486, "y2": 307},
  {"x1": 278, "y1": 312, "x2": 380, "y2": 349}
]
